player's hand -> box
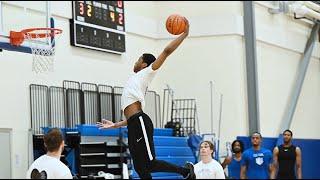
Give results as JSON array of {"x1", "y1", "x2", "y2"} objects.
[
  {"x1": 96, "y1": 119, "x2": 117, "y2": 129},
  {"x1": 183, "y1": 17, "x2": 189, "y2": 35}
]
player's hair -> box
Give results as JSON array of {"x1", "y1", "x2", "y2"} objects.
[
  {"x1": 283, "y1": 129, "x2": 293, "y2": 136},
  {"x1": 251, "y1": 132, "x2": 262, "y2": 138},
  {"x1": 44, "y1": 128, "x2": 64, "y2": 152},
  {"x1": 142, "y1": 53, "x2": 156, "y2": 66},
  {"x1": 231, "y1": 140, "x2": 244, "y2": 153},
  {"x1": 200, "y1": 140, "x2": 215, "y2": 157}
]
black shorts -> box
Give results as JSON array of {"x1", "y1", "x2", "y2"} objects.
[{"x1": 127, "y1": 111, "x2": 156, "y2": 173}]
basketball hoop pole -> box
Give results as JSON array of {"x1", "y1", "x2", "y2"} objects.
[
  {"x1": 46, "y1": 1, "x2": 53, "y2": 47},
  {"x1": 46, "y1": 1, "x2": 50, "y2": 30}
]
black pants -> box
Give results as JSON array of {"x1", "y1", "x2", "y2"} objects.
[{"x1": 127, "y1": 111, "x2": 188, "y2": 179}]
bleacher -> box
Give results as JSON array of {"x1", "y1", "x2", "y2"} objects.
[
  {"x1": 30, "y1": 81, "x2": 199, "y2": 179},
  {"x1": 131, "y1": 136, "x2": 196, "y2": 179},
  {"x1": 79, "y1": 125, "x2": 196, "y2": 179}
]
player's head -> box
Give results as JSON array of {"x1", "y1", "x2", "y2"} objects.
[
  {"x1": 283, "y1": 129, "x2": 293, "y2": 144},
  {"x1": 133, "y1": 53, "x2": 156, "y2": 73},
  {"x1": 231, "y1": 140, "x2": 244, "y2": 154},
  {"x1": 199, "y1": 140, "x2": 214, "y2": 158},
  {"x1": 43, "y1": 128, "x2": 64, "y2": 153},
  {"x1": 251, "y1": 132, "x2": 262, "y2": 147}
]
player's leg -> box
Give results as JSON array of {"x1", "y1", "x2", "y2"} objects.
[
  {"x1": 140, "y1": 113, "x2": 196, "y2": 179},
  {"x1": 127, "y1": 112, "x2": 152, "y2": 179}
]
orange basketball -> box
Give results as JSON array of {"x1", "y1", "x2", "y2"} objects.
[{"x1": 166, "y1": 14, "x2": 186, "y2": 35}]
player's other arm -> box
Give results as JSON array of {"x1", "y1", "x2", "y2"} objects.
[
  {"x1": 152, "y1": 18, "x2": 189, "y2": 71},
  {"x1": 296, "y1": 147, "x2": 302, "y2": 179},
  {"x1": 240, "y1": 151, "x2": 247, "y2": 179},
  {"x1": 97, "y1": 119, "x2": 127, "y2": 129},
  {"x1": 221, "y1": 156, "x2": 232, "y2": 169},
  {"x1": 240, "y1": 165, "x2": 247, "y2": 179},
  {"x1": 97, "y1": 111, "x2": 127, "y2": 129},
  {"x1": 270, "y1": 147, "x2": 279, "y2": 179}
]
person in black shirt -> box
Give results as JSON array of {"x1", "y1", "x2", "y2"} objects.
[{"x1": 271, "y1": 129, "x2": 302, "y2": 179}]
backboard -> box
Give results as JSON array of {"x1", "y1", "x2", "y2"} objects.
[{"x1": 0, "y1": 1, "x2": 54, "y2": 54}]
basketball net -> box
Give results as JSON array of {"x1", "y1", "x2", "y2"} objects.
[
  {"x1": 24, "y1": 31, "x2": 60, "y2": 73},
  {"x1": 10, "y1": 28, "x2": 62, "y2": 74}
]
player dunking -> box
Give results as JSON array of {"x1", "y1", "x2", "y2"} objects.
[{"x1": 97, "y1": 17, "x2": 196, "y2": 179}]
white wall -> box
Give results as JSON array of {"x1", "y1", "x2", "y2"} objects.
[
  {"x1": 0, "y1": 1, "x2": 320, "y2": 178},
  {"x1": 254, "y1": 2, "x2": 320, "y2": 139},
  {"x1": 0, "y1": 1, "x2": 158, "y2": 178}
]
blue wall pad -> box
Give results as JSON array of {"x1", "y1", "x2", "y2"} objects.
[
  {"x1": 153, "y1": 136, "x2": 189, "y2": 147},
  {"x1": 77, "y1": 124, "x2": 174, "y2": 137},
  {"x1": 42, "y1": 127, "x2": 78, "y2": 134},
  {"x1": 155, "y1": 146, "x2": 194, "y2": 156},
  {"x1": 42, "y1": 125, "x2": 174, "y2": 137}
]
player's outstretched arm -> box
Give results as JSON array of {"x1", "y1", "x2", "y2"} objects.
[{"x1": 152, "y1": 17, "x2": 189, "y2": 71}]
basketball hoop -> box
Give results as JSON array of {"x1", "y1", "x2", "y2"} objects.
[{"x1": 10, "y1": 28, "x2": 62, "y2": 73}]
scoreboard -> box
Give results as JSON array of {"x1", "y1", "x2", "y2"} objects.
[{"x1": 70, "y1": 1, "x2": 125, "y2": 54}]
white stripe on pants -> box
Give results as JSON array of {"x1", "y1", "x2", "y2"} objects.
[{"x1": 139, "y1": 116, "x2": 154, "y2": 161}]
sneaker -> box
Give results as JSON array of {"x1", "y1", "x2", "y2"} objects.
[{"x1": 183, "y1": 162, "x2": 196, "y2": 179}]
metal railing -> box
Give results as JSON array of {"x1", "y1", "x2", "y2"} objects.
[
  {"x1": 171, "y1": 99, "x2": 197, "y2": 136},
  {"x1": 30, "y1": 81, "x2": 163, "y2": 134}
]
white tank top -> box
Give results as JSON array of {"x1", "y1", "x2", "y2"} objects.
[{"x1": 121, "y1": 65, "x2": 157, "y2": 115}]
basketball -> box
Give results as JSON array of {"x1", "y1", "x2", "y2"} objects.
[{"x1": 166, "y1": 14, "x2": 187, "y2": 35}]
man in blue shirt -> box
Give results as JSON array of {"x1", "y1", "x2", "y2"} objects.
[
  {"x1": 240, "y1": 132, "x2": 273, "y2": 179},
  {"x1": 221, "y1": 140, "x2": 244, "y2": 179}
]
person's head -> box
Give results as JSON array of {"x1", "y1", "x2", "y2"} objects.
[
  {"x1": 251, "y1": 132, "x2": 262, "y2": 147},
  {"x1": 43, "y1": 128, "x2": 64, "y2": 153},
  {"x1": 283, "y1": 129, "x2": 293, "y2": 144},
  {"x1": 231, "y1": 140, "x2": 244, "y2": 154},
  {"x1": 199, "y1": 141, "x2": 214, "y2": 158},
  {"x1": 133, "y1": 53, "x2": 156, "y2": 73}
]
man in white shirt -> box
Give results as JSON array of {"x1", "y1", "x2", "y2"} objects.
[
  {"x1": 97, "y1": 18, "x2": 196, "y2": 179},
  {"x1": 26, "y1": 128, "x2": 73, "y2": 179},
  {"x1": 194, "y1": 141, "x2": 225, "y2": 179}
]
